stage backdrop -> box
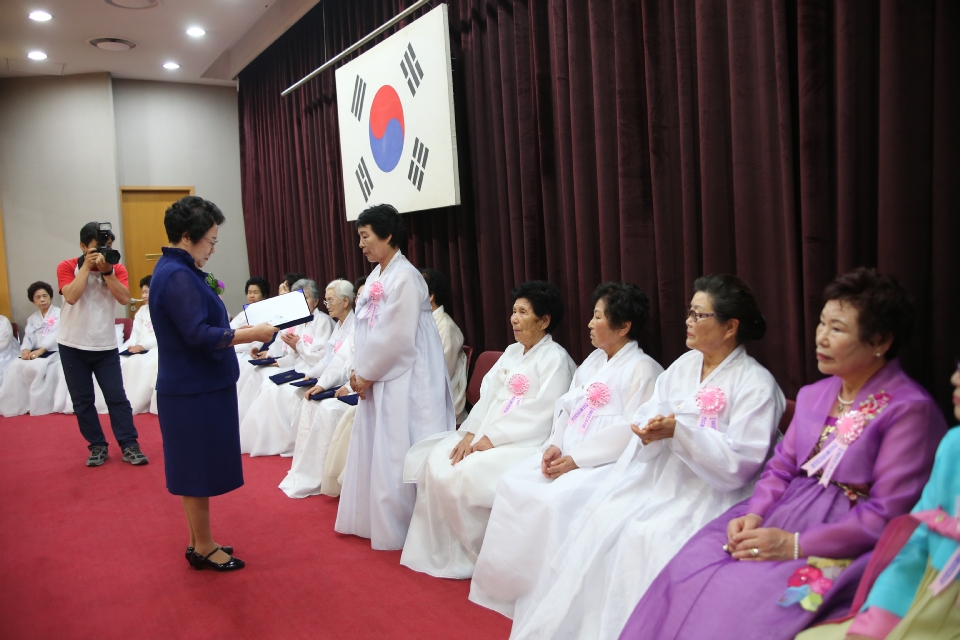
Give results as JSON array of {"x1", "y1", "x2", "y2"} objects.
[{"x1": 238, "y1": 0, "x2": 959, "y2": 413}]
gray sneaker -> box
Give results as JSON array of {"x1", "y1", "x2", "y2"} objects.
[
  {"x1": 122, "y1": 443, "x2": 149, "y2": 465},
  {"x1": 86, "y1": 445, "x2": 109, "y2": 467}
]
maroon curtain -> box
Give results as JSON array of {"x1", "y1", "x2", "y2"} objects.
[{"x1": 238, "y1": 0, "x2": 959, "y2": 411}]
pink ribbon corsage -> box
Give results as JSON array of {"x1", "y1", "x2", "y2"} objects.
[
  {"x1": 41, "y1": 315, "x2": 56, "y2": 337},
  {"x1": 695, "y1": 386, "x2": 726, "y2": 430},
  {"x1": 334, "y1": 340, "x2": 344, "y2": 353},
  {"x1": 568, "y1": 382, "x2": 611, "y2": 434},
  {"x1": 801, "y1": 410, "x2": 866, "y2": 487},
  {"x1": 302, "y1": 334, "x2": 313, "y2": 346},
  {"x1": 501, "y1": 374, "x2": 530, "y2": 414},
  {"x1": 914, "y1": 507, "x2": 960, "y2": 602},
  {"x1": 359, "y1": 281, "x2": 385, "y2": 327}
]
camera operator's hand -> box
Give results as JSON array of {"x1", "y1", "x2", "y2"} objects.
[{"x1": 91, "y1": 252, "x2": 113, "y2": 273}]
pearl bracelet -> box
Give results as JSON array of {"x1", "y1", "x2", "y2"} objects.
[{"x1": 794, "y1": 532, "x2": 800, "y2": 560}]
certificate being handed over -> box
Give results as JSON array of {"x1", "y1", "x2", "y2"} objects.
[{"x1": 243, "y1": 289, "x2": 313, "y2": 330}]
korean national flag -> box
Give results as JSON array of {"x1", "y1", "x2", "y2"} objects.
[{"x1": 335, "y1": 4, "x2": 461, "y2": 220}]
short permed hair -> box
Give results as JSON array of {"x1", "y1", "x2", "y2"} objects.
[
  {"x1": 420, "y1": 268, "x2": 449, "y2": 309},
  {"x1": 139, "y1": 275, "x2": 152, "y2": 289},
  {"x1": 821, "y1": 267, "x2": 913, "y2": 359},
  {"x1": 28, "y1": 281, "x2": 53, "y2": 302},
  {"x1": 291, "y1": 278, "x2": 321, "y2": 304},
  {"x1": 693, "y1": 274, "x2": 767, "y2": 344},
  {"x1": 246, "y1": 277, "x2": 270, "y2": 299},
  {"x1": 356, "y1": 203, "x2": 405, "y2": 248},
  {"x1": 164, "y1": 196, "x2": 225, "y2": 243},
  {"x1": 510, "y1": 281, "x2": 565, "y2": 334},
  {"x1": 592, "y1": 283, "x2": 650, "y2": 341},
  {"x1": 283, "y1": 273, "x2": 307, "y2": 290}
]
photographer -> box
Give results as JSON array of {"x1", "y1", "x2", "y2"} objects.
[{"x1": 57, "y1": 222, "x2": 147, "y2": 467}]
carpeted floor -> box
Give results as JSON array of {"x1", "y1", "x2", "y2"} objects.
[{"x1": 0, "y1": 413, "x2": 511, "y2": 639}]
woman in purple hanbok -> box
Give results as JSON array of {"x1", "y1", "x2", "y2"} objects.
[{"x1": 619, "y1": 268, "x2": 948, "y2": 640}]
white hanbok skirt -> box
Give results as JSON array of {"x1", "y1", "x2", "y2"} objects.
[
  {"x1": 0, "y1": 355, "x2": 61, "y2": 417},
  {"x1": 319, "y1": 405, "x2": 357, "y2": 497},
  {"x1": 400, "y1": 435, "x2": 541, "y2": 578},
  {"x1": 237, "y1": 365, "x2": 284, "y2": 424},
  {"x1": 279, "y1": 397, "x2": 352, "y2": 498},
  {"x1": 119, "y1": 351, "x2": 158, "y2": 414},
  {"x1": 239, "y1": 378, "x2": 307, "y2": 457}
]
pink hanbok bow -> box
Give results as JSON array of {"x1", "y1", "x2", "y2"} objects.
[
  {"x1": 358, "y1": 281, "x2": 384, "y2": 327},
  {"x1": 334, "y1": 340, "x2": 344, "y2": 352},
  {"x1": 41, "y1": 315, "x2": 56, "y2": 337},
  {"x1": 501, "y1": 374, "x2": 530, "y2": 414},
  {"x1": 695, "y1": 386, "x2": 726, "y2": 430},
  {"x1": 914, "y1": 506, "x2": 960, "y2": 603},
  {"x1": 568, "y1": 383, "x2": 611, "y2": 433}
]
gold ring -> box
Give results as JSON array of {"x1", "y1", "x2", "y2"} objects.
[{"x1": 752, "y1": 547, "x2": 759, "y2": 557}]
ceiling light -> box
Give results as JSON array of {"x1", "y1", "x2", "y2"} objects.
[
  {"x1": 105, "y1": 0, "x2": 160, "y2": 9},
  {"x1": 29, "y1": 10, "x2": 52, "y2": 21},
  {"x1": 89, "y1": 37, "x2": 138, "y2": 51},
  {"x1": 186, "y1": 27, "x2": 205, "y2": 37},
  {"x1": 28, "y1": 51, "x2": 48, "y2": 60},
  {"x1": 163, "y1": 62, "x2": 180, "y2": 70}
]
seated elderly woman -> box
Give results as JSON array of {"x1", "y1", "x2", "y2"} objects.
[
  {"x1": 618, "y1": 268, "x2": 948, "y2": 640},
  {"x1": 0, "y1": 315, "x2": 19, "y2": 387},
  {"x1": 238, "y1": 278, "x2": 336, "y2": 452},
  {"x1": 420, "y1": 268, "x2": 469, "y2": 423},
  {"x1": 795, "y1": 365, "x2": 960, "y2": 640},
  {"x1": 277, "y1": 272, "x2": 306, "y2": 296},
  {"x1": 472, "y1": 274, "x2": 785, "y2": 638},
  {"x1": 279, "y1": 279, "x2": 359, "y2": 497},
  {"x1": 231, "y1": 276, "x2": 270, "y2": 363},
  {"x1": 112, "y1": 275, "x2": 159, "y2": 414},
  {"x1": 400, "y1": 281, "x2": 577, "y2": 577},
  {"x1": 0, "y1": 282, "x2": 62, "y2": 417}
]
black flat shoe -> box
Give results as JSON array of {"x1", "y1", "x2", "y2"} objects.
[
  {"x1": 190, "y1": 548, "x2": 245, "y2": 572},
  {"x1": 185, "y1": 545, "x2": 233, "y2": 563}
]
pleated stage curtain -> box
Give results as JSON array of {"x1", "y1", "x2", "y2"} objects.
[{"x1": 238, "y1": 0, "x2": 959, "y2": 408}]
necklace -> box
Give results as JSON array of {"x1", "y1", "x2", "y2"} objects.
[{"x1": 836, "y1": 392, "x2": 855, "y2": 414}]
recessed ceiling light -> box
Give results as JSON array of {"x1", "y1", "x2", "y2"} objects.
[
  {"x1": 28, "y1": 51, "x2": 48, "y2": 60},
  {"x1": 186, "y1": 26, "x2": 205, "y2": 37},
  {"x1": 29, "y1": 10, "x2": 52, "y2": 21},
  {"x1": 163, "y1": 62, "x2": 180, "y2": 70},
  {"x1": 105, "y1": 0, "x2": 160, "y2": 9},
  {"x1": 89, "y1": 37, "x2": 138, "y2": 51}
]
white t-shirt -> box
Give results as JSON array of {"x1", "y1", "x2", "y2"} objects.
[{"x1": 57, "y1": 258, "x2": 127, "y2": 351}]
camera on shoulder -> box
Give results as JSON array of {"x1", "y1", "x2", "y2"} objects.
[{"x1": 77, "y1": 222, "x2": 121, "y2": 268}]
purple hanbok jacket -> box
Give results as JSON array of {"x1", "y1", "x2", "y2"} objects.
[{"x1": 746, "y1": 359, "x2": 947, "y2": 559}]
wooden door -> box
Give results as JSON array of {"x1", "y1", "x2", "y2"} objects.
[
  {"x1": 0, "y1": 201, "x2": 11, "y2": 321},
  {"x1": 119, "y1": 187, "x2": 193, "y2": 317}
]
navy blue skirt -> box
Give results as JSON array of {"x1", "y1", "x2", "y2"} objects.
[{"x1": 157, "y1": 386, "x2": 244, "y2": 497}]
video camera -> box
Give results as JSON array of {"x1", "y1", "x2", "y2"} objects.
[{"x1": 77, "y1": 222, "x2": 121, "y2": 268}]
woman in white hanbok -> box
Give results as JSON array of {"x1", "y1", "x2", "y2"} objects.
[
  {"x1": 400, "y1": 280, "x2": 578, "y2": 577},
  {"x1": 486, "y1": 275, "x2": 786, "y2": 640},
  {"x1": 335, "y1": 204, "x2": 455, "y2": 550},
  {"x1": 279, "y1": 280, "x2": 358, "y2": 496},
  {"x1": 469, "y1": 284, "x2": 664, "y2": 606},
  {"x1": 0, "y1": 282, "x2": 62, "y2": 417},
  {"x1": 420, "y1": 268, "x2": 469, "y2": 422},
  {"x1": 239, "y1": 279, "x2": 336, "y2": 453},
  {"x1": 0, "y1": 316, "x2": 20, "y2": 386},
  {"x1": 115, "y1": 276, "x2": 159, "y2": 414},
  {"x1": 231, "y1": 276, "x2": 270, "y2": 367}
]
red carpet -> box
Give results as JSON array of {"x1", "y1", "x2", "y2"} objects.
[{"x1": 0, "y1": 414, "x2": 512, "y2": 639}]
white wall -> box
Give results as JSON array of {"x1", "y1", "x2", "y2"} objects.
[
  {"x1": 112, "y1": 79, "x2": 249, "y2": 315},
  {"x1": 0, "y1": 74, "x2": 250, "y2": 329},
  {"x1": 0, "y1": 73, "x2": 122, "y2": 328}
]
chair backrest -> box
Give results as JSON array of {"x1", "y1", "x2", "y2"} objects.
[
  {"x1": 778, "y1": 399, "x2": 796, "y2": 435},
  {"x1": 11, "y1": 323, "x2": 18, "y2": 342},
  {"x1": 466, "y1": 350, "x2": 503, "y2": 406},
  {"x1": 116, "y1": 318, "x2": 133, "y2": 342},
  {"x1": 462, "y1": 345, "x2": 474, "y2": 372}
]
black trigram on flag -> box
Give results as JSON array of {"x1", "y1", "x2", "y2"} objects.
[
  {"x1": 407, "y1": 138, "x2": 429, "y2": 191},
  {"x1": 400, "y1": 43, "x2": 424, "y2": 97},
  {"x1": 355, "y1": 157, "x2": 374, "y2": 202},
  {"x1": 350, "y1": 75, "x2": 367, "y2": 121}
]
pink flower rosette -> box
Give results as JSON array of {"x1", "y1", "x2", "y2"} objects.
[
  {"x1": 501, "y1": 373, "x2": 530, "y2": 414},
  {"x1": 302, "y1": 334, "x2": 313, "y2": 346},
  {"x1": 801, "y1": 410, "x2": 866, "y2": 487},
  {"x1": 568, "y1": 382, "x2": 612, "y2": 434},
  {"x1": 358, "y1": 281, "x2": 385, "y2": 327},
  {"x1": 41, "y1": 315, "x2": 56, "y2": 337},
  {"x1": 334, "y1": 340, "x2": 344, "y2": 353},
  {"x1": 694, "y1": 386, "x2": 726, "y2": 430}
]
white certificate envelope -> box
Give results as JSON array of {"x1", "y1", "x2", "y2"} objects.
[{"x1": 243, "y1": 289, "x2": 313, "y2": 330}]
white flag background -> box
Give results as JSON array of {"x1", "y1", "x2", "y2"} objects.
[{"x1": 335, "y1": 4, "x2": 461, "y2": 221}]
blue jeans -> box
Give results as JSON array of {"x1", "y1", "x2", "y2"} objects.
[{"x1": 58, "y1": 344, "x2": 139, "y2": 450}]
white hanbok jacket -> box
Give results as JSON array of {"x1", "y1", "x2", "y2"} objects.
[
  {"x1": 505, "y1": 345, "x2": 785, "y2": 640},
  {"x1": 0, "y1": 306, "x2": 61, "y2": 417},
  {"x1": 469, "y1": 341, "x2": 663, "y2": 616},
  {"x1": 433, "y1": 306, "x2": 469, "y2": 422},
  {"x1": 335, "y1": 251, "x2": 455, "y2": 550},
  {"x1": 0, "y1": 316, "x2": 20, "y2": 387},
  {"x1": 117, "y1": 304, "x2": 159, "y2": 414},
  {"x1": 400, "y1": 334, "x2": 576, "y2": 578}
]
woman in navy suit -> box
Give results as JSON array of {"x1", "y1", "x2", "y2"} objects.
[{"x1": 150, "y1": 196, "x2": 277, "y2": 572}]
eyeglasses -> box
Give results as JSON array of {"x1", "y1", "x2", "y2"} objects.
[
  {"x1": 202, "y1": 236, "x2": 218, "y2": 247},
  {"x1": 687, "y1": 309, "x2": 720, "y2": 322},
  {"x1": 323, "y1": 299, "x2": 335, "y2": 308}
]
